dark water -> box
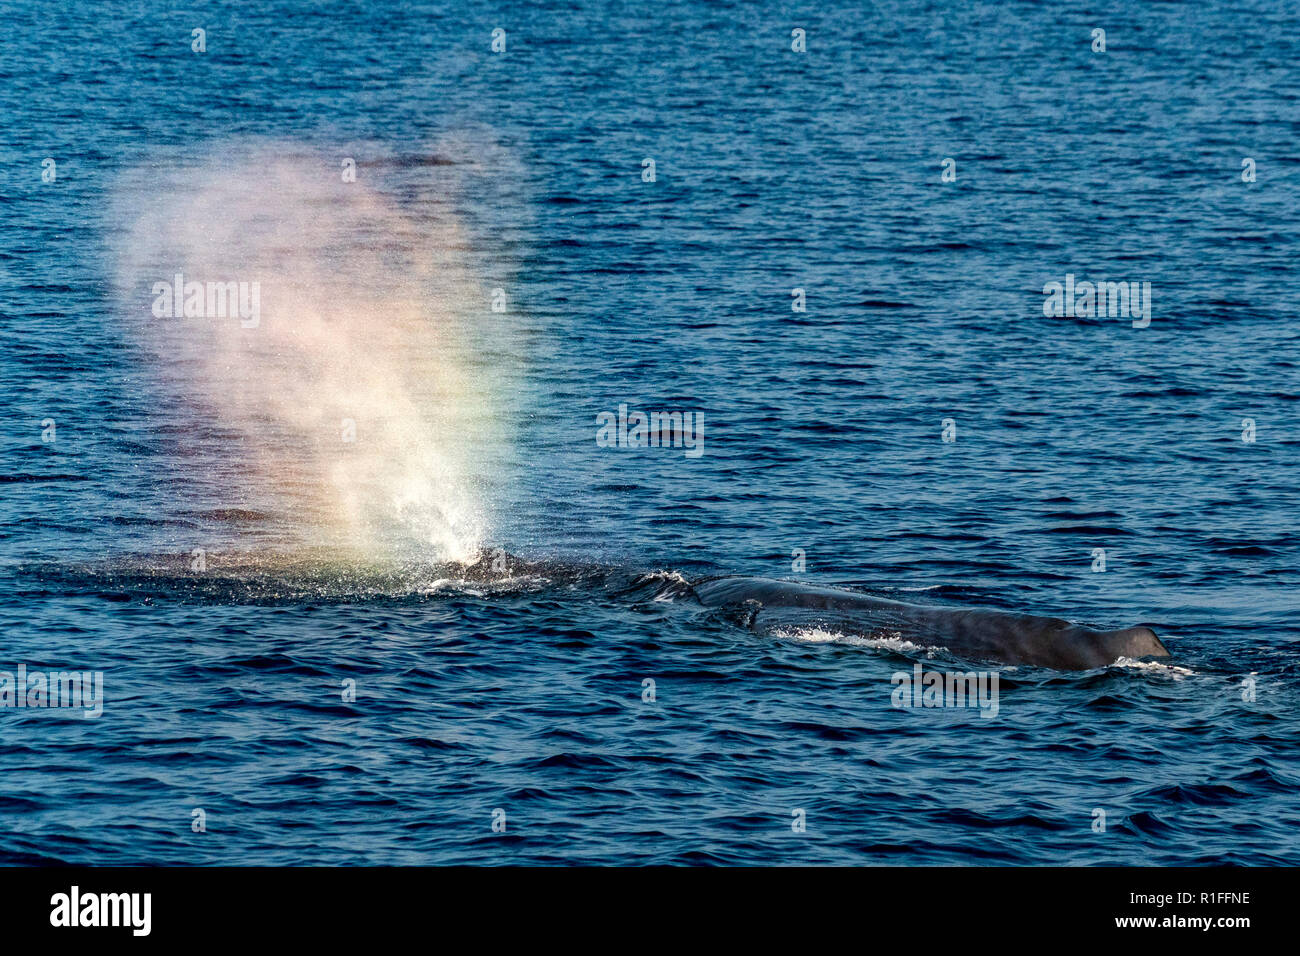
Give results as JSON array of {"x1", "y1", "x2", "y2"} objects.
[{"x1": 2, "y1": 0, "x2": 1298, "y2": 865}]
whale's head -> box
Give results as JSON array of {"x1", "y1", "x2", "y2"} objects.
[{"x1": 1098, "y1": 625, "x2": 1170, "y2": 662}]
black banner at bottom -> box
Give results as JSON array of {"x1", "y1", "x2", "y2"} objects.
[{"x1": 0, "y1": 866, "x2": 1275, "y2": 942}]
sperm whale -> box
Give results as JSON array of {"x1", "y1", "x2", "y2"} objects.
[{"x1": 690, "y1": 576, "x2": 1168, "y2": 670}]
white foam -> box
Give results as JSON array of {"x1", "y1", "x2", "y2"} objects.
[
  {"x1": 1113, "y1": 657, "x2": 1196, "y2": 678},
  {"x1": 772, "y1": 627, "x2": 944, "y2": 657},
  {"x1": 640, "y1": 570, "x2": 690, "y2": 585}
]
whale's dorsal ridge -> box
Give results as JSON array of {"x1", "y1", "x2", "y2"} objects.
[{"x1": 690, "y1": 575, "x2": 1168, "y2": 670}]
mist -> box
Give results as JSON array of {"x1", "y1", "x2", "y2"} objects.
[{"x1": 110, "y1": 141, "x2": 512, "y2": 563}]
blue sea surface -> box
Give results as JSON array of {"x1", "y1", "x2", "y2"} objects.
[{"x1": 1, "y1": 0, "x2": 1298, "y2": 865}]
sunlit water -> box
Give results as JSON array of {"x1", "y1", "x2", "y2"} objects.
[{"x1": 1, "y1": 0, "x2": 1297, "y2": 864}]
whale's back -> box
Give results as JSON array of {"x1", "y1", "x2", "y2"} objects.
[{"x1": 692, "y1": 576, "x2": 1169, "y2": 670}]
